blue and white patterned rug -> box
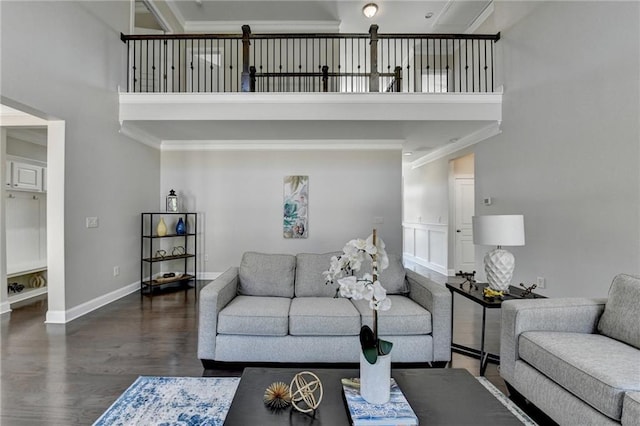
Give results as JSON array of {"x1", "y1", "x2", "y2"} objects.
[
  {"x1": 93, "y1": 376, "x2": 240, "y2": 426},
  {"x1": 94, "y1": 375, "x2": 536, "y2": 426}
]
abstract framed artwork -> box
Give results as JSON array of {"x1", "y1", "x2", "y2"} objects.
[{"x1": 283, "y1": 175, "x2": 308, "y2": 238}]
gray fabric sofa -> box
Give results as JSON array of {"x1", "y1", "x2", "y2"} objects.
[
  {"x1": 198, "y1": 251, "x2": 452, "y2": 367},
  {"x1": 501, "y1": 274, "x2": 640, "y2": 425}
]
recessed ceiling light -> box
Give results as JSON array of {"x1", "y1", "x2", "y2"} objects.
[
  {"x1": 404, "y1": 152, "x2": 413, "y2": 156},
  {"x1": 425, "y1": 12, "x2": 434, "y2": 19},
  {"x1": 363, "y1": 3, "x2": 378, "y2": 19}
]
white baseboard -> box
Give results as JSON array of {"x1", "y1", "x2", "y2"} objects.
[
  {"x1": 43, "y1": 272, "x2": 224, "y2": 324},
  {"x1": 0, "y1": 301, "x2": 12, "y2": 315},
  {"x1": 403, "y1": 253, "x2": 448, "y2": 276},
  {"x1": 45, "y1": 282, "x2": 139, "y2": 324}
]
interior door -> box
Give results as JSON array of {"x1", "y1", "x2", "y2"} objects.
[{"x1": 454, "y1": 178, "x2": 475, "y2": 273}]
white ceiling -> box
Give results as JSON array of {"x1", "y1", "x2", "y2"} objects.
[
  {"x1": 129, "y1": 119, "x2": 490, "y2": 152},
  {"x1": 163, "y1": 0, "x2": 493, "y2": 34}
]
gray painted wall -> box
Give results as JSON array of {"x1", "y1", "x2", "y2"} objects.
[
  {"x1": 403, "y1": 2, "x2": 639, "y2": 297},
  {"x1": 1, "y1": 1, "x2": 160, "y2": 308},
  {"x1": 475, "y1": 1, "x2": 640, "y2": 297},
  {"x1": 161, "y1": 150, "x2": 402, "y2": 272}
]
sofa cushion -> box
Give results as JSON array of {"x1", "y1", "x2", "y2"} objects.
[
  {"x1": 597, "y1": 273, "x2": 640, "y2": 349},
  {"x1": 361, "y1": 254, "x2": 409, "y2": 295},
  {"x1": 239, "y1": 252, "x2": 296, "y2": 298},
  {"x1": 218, "y1": 296, "x2": 291, "y2": 336},
  {"x1": 518, "y1": 331, "x2": 640, "y2": 421},
  {"x1": 352, "y1": 295, "x2": 432, "y2": 335},
  {"x1": 295, "y1": 252, "x2": 342, "y2": 297},
  {"x1": 289, "y1": 297, "x2": 361, "y2": 336}
]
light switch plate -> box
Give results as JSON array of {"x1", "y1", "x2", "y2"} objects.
[{"x1": 86, "y1": 217, "x2": 99, "y2": 228}]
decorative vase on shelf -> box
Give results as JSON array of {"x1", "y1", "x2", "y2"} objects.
[
  {"x1": 176, "y1": 217, "x2": 186, "y2": 235},
  {"x1": 359, "y1": 351, "x2": 391, "y2": 404},
  {"x1": 157, "y1": 217, "x2": 167, "y2": 236}
]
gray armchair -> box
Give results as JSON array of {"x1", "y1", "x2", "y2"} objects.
[{"x1": 500, "y1": 274, "x2": 640, "y2": 425}]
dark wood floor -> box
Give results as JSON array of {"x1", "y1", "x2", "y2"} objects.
[{"x1": 1, "y1": 277, "x2": 507, "y2": 425}]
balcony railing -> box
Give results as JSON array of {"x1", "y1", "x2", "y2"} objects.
[{"x1": 120, "y1": 25, "x2": 500, "y2": 94}]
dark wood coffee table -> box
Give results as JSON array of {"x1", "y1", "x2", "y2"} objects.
[{"x1": 224, "y1": 367, "x2": 523, "y2": 425}]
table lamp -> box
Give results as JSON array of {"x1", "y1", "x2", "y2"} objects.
[{"x1": 472, "y1": 215, "x2": 525, "y2": 292}]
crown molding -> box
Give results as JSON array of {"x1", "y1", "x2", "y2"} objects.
[
  {"x1": 184, "y1": 20, "x2": 341, "y2": 34},
  {"x1": 165, "y1": 0, "x2": 187, "y2": 29},
  {"x1": 160, "y1": 139, "x2": 403, "y2": 152},
  {"x1": 410, "y1": 121, "x2": 501, "y2": 169},
  {"x1": 119, "y1": 123, "x2": 161, "y2": 149},
  {"x1": 466, "y1": 1, "x2": 495, "y2": 34}
]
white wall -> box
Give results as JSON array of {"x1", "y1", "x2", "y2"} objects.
[
  {"x1": 6, "y1": 137, "x2": 47, "y2": 163},
  {"x1": 1, "y1": 1, "x2": 161, "y2": 312},
  {"x1": 402, "y1": 149, "x2": 475, "y2": 273},
  {"x1": 474, "y1": 1, "x2": 640, "y2": 297},
  {"x1": 161, "y1": 149, "x2": 402, "y2": 272}
]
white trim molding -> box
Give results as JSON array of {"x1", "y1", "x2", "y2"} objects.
[
  {"x1": 185, "y1": 20, "x2": 341, "y2": 34},
  {"x1": 45, "y1": 282, "x2": 139, "y2": 324},
  {"x1": 403, "y1": 222, "x2": 448, "y2": 275},
  {"x1": 410, "y1": 121, "x2": 502, "y2": 169},
  {"x1": 160, "y1": 139, "x2": 403, "y2": 152},
  {"x1": 120, "y1": 122, "x2": 162, "y2": 149},
  {"x1": 0, "y1": 301, "x2": 11, "y2": 315},
  {"x1": 119, "y1": 92, "x2": 503, "y2": 122}
]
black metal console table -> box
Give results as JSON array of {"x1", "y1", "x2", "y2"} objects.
[{"x1": 446, "y1": 282, "x2": 544, "y2": 376}]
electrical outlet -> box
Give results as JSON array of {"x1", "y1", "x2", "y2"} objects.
[
  {"x1": 113, "y1": 266, "x2": 120, "y2": 277},
  {"x1": 86, "y1": 217, "x2": 99, "y2": 228},
  {"x1": 537, "y1": 276, "x2": 546, "y2": 289}
]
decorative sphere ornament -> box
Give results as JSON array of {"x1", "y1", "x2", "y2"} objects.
[
  {"x1": 290, "y1": 371, "x2": 323, "y2": 413},
  {"x1": 263, "y1": 381, "x2": 292, "y2": 409}
]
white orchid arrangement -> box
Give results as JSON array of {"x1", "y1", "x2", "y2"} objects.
[{"x1": 324, "y1": 230, "x2": 393, "y2": 364}]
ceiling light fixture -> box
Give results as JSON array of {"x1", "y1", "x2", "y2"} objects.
[
  {"x1": 425, "y1": 12, "x2": 434, "y2": 19},
  {"x1": 404, "y1": 152, "x2": 413, "y2": 156},
  {"x1": 362, "y1": 3, "x2": 378, "y2": 19}
]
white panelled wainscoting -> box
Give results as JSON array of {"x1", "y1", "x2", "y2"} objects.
[{"x1": 402, "y1": 222, "x2": 448, "y2": 276}]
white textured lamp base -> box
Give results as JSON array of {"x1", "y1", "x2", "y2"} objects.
[{"x1": 484, "y1": 248, "x2": 515, "y2": 292}]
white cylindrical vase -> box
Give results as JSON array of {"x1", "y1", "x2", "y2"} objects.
[{"x1": 359, "y1": 352, "x2": 391, "y2": 404}]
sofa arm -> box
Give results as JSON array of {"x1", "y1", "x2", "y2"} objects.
[
  {"x1": 406, "y1": 269, "x2": 452, "y2": 362},
  {"x1": 197, "y1": 267, "x2": 239, "y2": 361},
  {"x1": 500, "y1": 298, "x2": 606, "y2": 384},
  {"x1": 622, "y1": 392, "x2": 640, "y2": 426}
]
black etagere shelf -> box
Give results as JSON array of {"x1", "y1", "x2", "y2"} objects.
[{"x1": 140, "y1": 212, "x2": 198, "y2": 300}]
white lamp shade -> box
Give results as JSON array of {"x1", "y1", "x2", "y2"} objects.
[{"x1": 472, "y1": 215, "x2": 525, "y2": 247}]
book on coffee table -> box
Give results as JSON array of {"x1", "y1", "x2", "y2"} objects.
[{"x1": 341, "y1": 378, "x2": 419, "y2": 426}]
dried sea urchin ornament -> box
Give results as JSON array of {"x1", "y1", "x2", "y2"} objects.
[{"x1": 263, "y1": 381, "x2": 292, "y2": 409}]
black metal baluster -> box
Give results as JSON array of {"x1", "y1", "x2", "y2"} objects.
[
  {"x1": 491, "y1": 40, "x2": 495, "y2": 92},
  {"x1": 484, "y1": 40, "x2": 488, "y2": 92},
  {"x1": 131, "y1": 40, "x2": 135, "y2": 92},
  {"x1": 152, "y1": 39, "x2": 156, "y2": 92},
  {"x1": 472, "y1": 39, "x2": 476, "y2": 92},
  {"x1": 144, "y1": 39, "x2": 148, "y2": 92}
]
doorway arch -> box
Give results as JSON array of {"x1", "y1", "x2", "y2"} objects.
[{"x1": 0, "y1": 99, "x2": 66, "y2": 322}]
